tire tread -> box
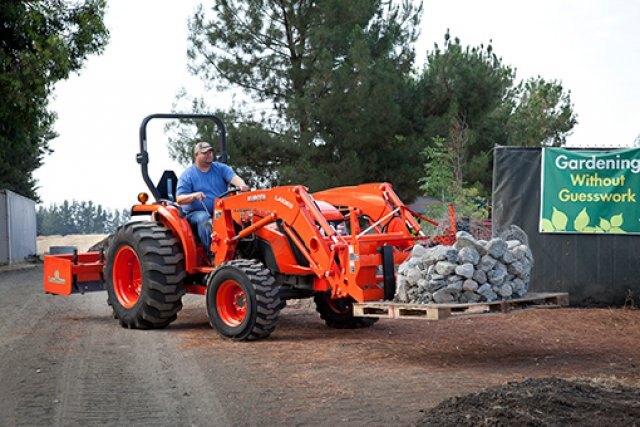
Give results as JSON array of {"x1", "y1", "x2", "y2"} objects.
[
  {"x1": 105, "y1": 222, "x2": 186, "y2": 329},
  {"x1": 207, "y1": 259, "x2": 281, "y2": 341}
]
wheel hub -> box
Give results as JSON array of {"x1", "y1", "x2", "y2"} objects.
[
  {"x1": 217, "y1": 280, "x2": 247, "y2": 327},
  {"x1": 112, "y1": 246, "x2": 142, "y2": 309},
  {"x1": 327, "y1": 297, "x2": 352, "y2": 315}
]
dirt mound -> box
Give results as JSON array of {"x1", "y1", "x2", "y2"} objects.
[
  {"x1": 87, "y1": 234, "x2": 111, "y2": 252},
  {"x1": 417, "y1": 377, "x2": 640, "y2": 426},
  {"x1": 36, "y1": 234, "x2": 108, "y2": 255}
]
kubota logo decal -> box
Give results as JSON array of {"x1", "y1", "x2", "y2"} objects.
[
  {"x1": 48, "y1": 270, "x2": 66, "y2": 285},
  {"x1": 247, "y1": 194, "x2": 266, "y2": 202},
  {"x1": 275, "y1": 196, "x2": 293, "y2": 209}
]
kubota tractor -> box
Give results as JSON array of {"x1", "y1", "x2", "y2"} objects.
[{"x1": 43, "y1": 114, "x2": 456, "y2": 340}]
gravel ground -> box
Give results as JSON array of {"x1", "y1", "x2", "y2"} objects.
[{"x1": 1, "y1": 266, "x2": 640, "y2": 426}]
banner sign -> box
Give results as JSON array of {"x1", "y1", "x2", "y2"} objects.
[{"x1": 540, "y1": 148, "x2": 640, "y2": 234}]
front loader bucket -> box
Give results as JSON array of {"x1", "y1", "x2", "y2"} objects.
[{"x1": 43, "y1": 250, "x2": 106, "y2": 295}]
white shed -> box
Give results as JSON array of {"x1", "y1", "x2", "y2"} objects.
[{"x1": 0, "y1": 189, "x2": 37, "y2": 265}]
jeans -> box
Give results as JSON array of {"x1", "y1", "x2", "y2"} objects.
[{"x1": 186, "y1": 210, "x2": 212, "y2": 254}]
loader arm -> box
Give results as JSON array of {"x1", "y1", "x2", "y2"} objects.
[
  {"x1": 314, "y1": 182, "x2": 444, "y2": 239},
  {"x1": 211, "y1": 186, "x2": 345, "y2": 281},
  {"x1": 210, "y1": 184, "x2": 453, "y2": 303}
]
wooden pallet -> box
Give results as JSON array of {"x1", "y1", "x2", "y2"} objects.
[{"x1": 352, "y1": 292, "x2": 569, "y2": 321}]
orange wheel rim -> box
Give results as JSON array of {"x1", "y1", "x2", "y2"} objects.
[
  {"x1": 217, "y1": 280, "x2": 247, "y2": 326},
  {"x1": 112, "y1": 246, "x2": 142, "y2": 309}
]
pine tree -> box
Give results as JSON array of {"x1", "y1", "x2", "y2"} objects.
[{"x1": 180, "y1": 0, "x2": 423, "y2": 199}]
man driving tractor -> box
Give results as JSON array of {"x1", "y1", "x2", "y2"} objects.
[{"x1": 176, "y1": 141, "x2": 249, "y2": 254}]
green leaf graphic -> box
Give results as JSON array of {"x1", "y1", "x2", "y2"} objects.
[
  {"x1": 600, "y1": 218, "x2": 611, "y2": 231},
  {"x1": 582, "y1": 226, "x2": 596, "y2": 232},
  {"x1": 594, "y1": 226, "x2": 604, "y2": 233},
  {"x1": 610, "y1": 227, "x2": 625, "y2": 233},
  {"x1": 574, "y1": 208, "x2": 590, "y2": 231},
  {"x1": 610, "y1": 213, "x2": 623, "y2": 227},
  {"x1": 551, "y1": 207, "x2": 568, "y2": 231},
  {"x1": 541, "y1": 218, "x2": 554, "y2": 232}
]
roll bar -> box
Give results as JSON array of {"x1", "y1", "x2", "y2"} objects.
[{"x1": 136, "y1": 113, "x2": 228, "y2": 201}]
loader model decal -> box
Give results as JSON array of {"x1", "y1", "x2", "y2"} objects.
[{"x1": 275, "y1": 195, "x2": 293, "y2": 209}]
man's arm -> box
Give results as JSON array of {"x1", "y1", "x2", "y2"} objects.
[
  {"x1": 176, "y1": 168, "x2": 205, "y2": 205},
  {"x1": 230, "y1": 175, "x2": 250, "y2": 191},
  {"x1": 176, "y1": 192, "x2": 205, "y2": 205}
]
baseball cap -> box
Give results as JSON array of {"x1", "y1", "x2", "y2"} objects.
[{"x1": 193, "y1": 142, "x2": 214, "y2": 156}]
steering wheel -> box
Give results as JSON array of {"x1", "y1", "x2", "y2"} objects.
[{"x1": 217, "y1": 186, "x2": 243, "y2": 199}]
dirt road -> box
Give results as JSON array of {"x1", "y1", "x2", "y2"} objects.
[{"x1": 2, "y1": 266, "x2": 640, "y2": 426}]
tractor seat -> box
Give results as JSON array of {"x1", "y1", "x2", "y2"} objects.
[{"x1": 156, "y1": 170, "x2": 178, "y2": 201}]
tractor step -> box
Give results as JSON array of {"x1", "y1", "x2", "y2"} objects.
[{"x1": 352, "y1": 292, "x2": 570, "y2": 320}]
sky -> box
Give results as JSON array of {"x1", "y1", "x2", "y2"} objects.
[{"x1": 34, "y1": 0, "x2": 640, "y2": 210}]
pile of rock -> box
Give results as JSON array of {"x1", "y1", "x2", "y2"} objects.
[{"x1": 394, "y1": 231, "x2": 534, "y2": 304}]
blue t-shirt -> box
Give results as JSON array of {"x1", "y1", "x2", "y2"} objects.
[{"x1": 176, "y1": 163, "x2": 236, "y2": 214}]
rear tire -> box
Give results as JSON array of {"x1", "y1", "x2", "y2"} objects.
[
  {"x1": 314, "y1": 292, "x2": 378, "y2": 329},
  {"x1": 206, "y1": 259, "x2": 281, "y2": 341},
  {"x1": 104, "y1": 222, "x2": 186, "y2": 329}
]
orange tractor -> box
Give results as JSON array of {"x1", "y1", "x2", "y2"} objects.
[{"x1": 44, "y1": 114, "x2": 456, "y2": 340}]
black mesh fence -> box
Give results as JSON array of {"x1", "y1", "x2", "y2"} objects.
[{"x1": 492, "y1": 146, "x2": 640, "y2": 306}]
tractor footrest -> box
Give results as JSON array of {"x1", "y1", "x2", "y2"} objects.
[{"x1": 353, "y1": 292, "x2": 569, "y2": 320}]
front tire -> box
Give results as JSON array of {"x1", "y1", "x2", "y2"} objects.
[
  {"x1": 104, "y1": 222, "x2": 186, "y2": 329},
  {"x1": 314, "y1": 292, "x2": 378, "y2": 329},
  {"x1": 206, "y1": 260, "x2": 281, "y2": 341}
]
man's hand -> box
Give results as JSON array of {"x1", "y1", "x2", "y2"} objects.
[
  {"x1": 239, "y1": 185, "x2": 250, "y2": 192},
  {"x1": 176, "y1": 192, "x2": 205, "y2": 205}
]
